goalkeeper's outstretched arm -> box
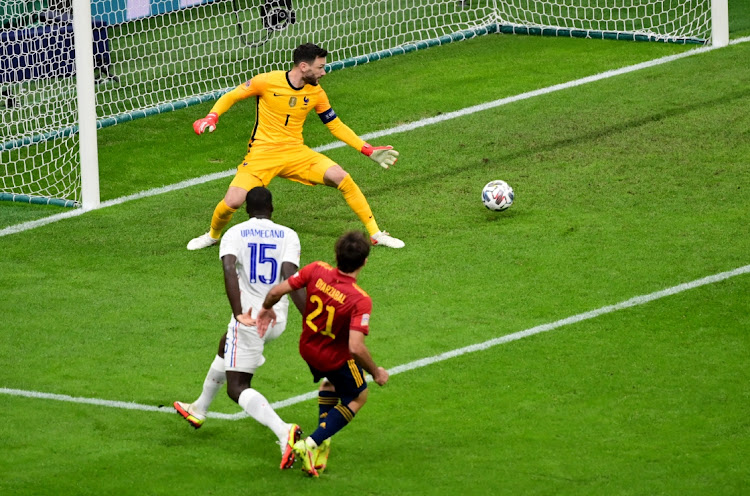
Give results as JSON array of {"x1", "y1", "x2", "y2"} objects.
[
  {"x1": 193, "y1": 85, "x2": 254, "y2": 135},
  {"x1": 321, "y1": 113, "x2": 399, "y2": 169}
]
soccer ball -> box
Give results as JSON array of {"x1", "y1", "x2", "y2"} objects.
[{"x1": 481, "y1": 180, "x2": 514, "y2": 211}]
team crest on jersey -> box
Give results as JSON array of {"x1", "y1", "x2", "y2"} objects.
[
  {"x1": 288, "y1": 96, "x2": 297, "y2": 107},
  {"x1": 303, "y1": 96, "x2": 310, "y2": 105}
]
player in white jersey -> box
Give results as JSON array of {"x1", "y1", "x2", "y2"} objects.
[{"x1": 174, "y1": 187, "x2": 307, "y2": 470}]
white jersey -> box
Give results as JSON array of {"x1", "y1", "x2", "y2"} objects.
[{"x1": 219, "y1": 217, "x2": 301, "y2": 329}]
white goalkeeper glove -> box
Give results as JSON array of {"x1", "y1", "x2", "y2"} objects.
[
  {"x1": 361, "y1": 143, "x2": 399, "y2": 169},
  {"x1": 193, "y1": 112, "x2": 219, "y2": 135}
]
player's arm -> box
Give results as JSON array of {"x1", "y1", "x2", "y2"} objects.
[
  {"x1": 193, "y1": 76, "x2": 263, "y2": 135},
  {"x1": 256, "y1": 280, "x2": 294, "y2": 337},
  {"x1": 349, "y1": 331, "x2": 389, "y2": 386},
  {"x1": 222, "y1": 254, "x2": 255, "y2": 326},
  {"x1": 315, "y1": 91, "x2": 399, "y2": 169},
  {"x1": 280, "y1": 261, "x2": 306, "y2": 315}
]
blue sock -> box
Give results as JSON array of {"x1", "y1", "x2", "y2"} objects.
[
  {"x1": 311, "y1": 404, "x2": 354, "y2": 446},
  {"x1": 318, "y1": 390, "x2": 339, "y2": 427}
]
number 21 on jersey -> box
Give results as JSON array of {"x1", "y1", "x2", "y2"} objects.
[{"x1": 306, "y1": 295, "x2": 336, "y2": 339}]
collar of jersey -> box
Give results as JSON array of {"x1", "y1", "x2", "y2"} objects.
[
  {"x1": 334, "y1": 268, "x2": 357, "y2": 283},
  {"x1": 285, "y1": 71, "x2": 304, "y2": 91}
]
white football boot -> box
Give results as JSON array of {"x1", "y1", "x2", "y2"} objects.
[
  {"x1": 370, "y1": 231, "x2": 405, "y2": 249},
  {"x1": 173, "y1": 401, "x2": 206, "y2": 429},
  {"x1": 187, "y1": 232, "x2": 219, "y2": 250}
]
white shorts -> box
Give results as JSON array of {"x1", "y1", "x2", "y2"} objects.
[{"x1": 224, "y1": 318, "x2": 286, "y2": 374}]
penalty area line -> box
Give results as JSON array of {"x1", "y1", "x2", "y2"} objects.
[
  {"x1": 2, "y1": 263, "x2": 748, "y2": 418},
  {"x1": 2, "y1": 35, "x2": 749, "y2": 239}
]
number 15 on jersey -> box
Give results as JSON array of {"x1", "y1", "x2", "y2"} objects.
[{"x1": 247, "y1": 243, "x2": 278, "y2": 284}]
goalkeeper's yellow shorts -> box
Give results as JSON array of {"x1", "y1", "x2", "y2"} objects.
[{"x1": 229, "y1": 143, "x2": 337, "y2": 190}]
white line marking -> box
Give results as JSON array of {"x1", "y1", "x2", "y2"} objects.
[
  {"x1": 0, "y1": 171, "x2": 232, "y2": 237},
  {"x1": 0, "y1": 387, "x2": 239, "y2": 420},
  {"x1": 3, "y1": 263, "x2": 748, "y2": 418},
  {"x1": 2, "y1": 35, "x2": 749, "y2": 239}
]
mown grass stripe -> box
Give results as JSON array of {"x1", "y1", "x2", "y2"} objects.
[
  {"x1": 3, "y1": 35, "x2": 748, "y2": 239},
  {"x1": 2, "y1": 263, "x2": 747, "y2": 418}
]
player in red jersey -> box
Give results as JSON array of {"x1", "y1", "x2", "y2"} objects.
[{"x1": 257, "y1": 231, "x2": 389, "y2": 477}]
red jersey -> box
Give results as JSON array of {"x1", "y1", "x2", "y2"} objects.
[{"x1": 287, "y1": 261, "x2": 372, "y2": 371}]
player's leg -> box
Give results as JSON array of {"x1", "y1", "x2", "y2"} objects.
[
  {"x1": 312, "y1": 382, "x2": 337, "y2": 473},
  {"x1": 317, "y1": 379, "x2": 339, "y2": 428},
  {"x1": 321, "y1": 163, "x2": 405, "y2": 249},
  {"x1": 321, "y1": 165, "x2": 380, "y2": 233},
  {"x1": 312, "y1": 360, "x2": 367, "y2": 441},
  {"x1": 310, "y1": 384, "x2": 365, "y2": 442},
  {"x1": 174, "y1": 334, "x2": 228, "y2": 429},
  {"x1": 294, "y1": 360, "x2": 368, "y2": 476},
  {"x1": 283, "y1": 147, "x2": 404, "y2": 248},
  {"x1": 187, "y1": 155, "x2": 266, "y2": 250},
  {"x1": 210, "y1": 186, "x2": 247, "y2": 236},
  {"x1": 187, "y1": 185, "x2": 245, "y2": 250},
  {"x1": 291, "y1": 365, "x2": 330, "y2": 477},
  {"x1": 226, "y1": 321, "x2": 301, "y2": 468},
  {"x1": 312, "y1": 380, "x2": 337, "y2": 472},
  {"x1": 227, "y1": 371, "x2": 287, "y2": 427},
  {"x1": 226, "y1": 371, "x2": 301, "y2": 469}
]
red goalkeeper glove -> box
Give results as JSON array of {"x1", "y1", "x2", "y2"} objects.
[
  {"x1": 193, "y1": 112, "x2": 218, "y2": 135},
  {"x1": 361, "y1": 143, "x2": 399, "y2": 169}
]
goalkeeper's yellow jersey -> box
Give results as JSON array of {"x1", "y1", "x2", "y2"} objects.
[{"x1": 210, "y1": 70, "x2": 365, "y2": 150}]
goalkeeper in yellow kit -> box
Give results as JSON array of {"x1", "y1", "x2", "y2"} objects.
[{"x1": 187, "y1": 43, "x2": 404, "y2": 250}]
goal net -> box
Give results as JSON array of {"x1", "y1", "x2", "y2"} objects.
[
  {"x1": 495, "y1": 0, "x2": 713, "y2": 43},
  {"x1": 0, "y1": 0, "x2": 719, "y2": 208},
  {"x1": 1, "y1": 0, "x2": 82, "y2": 207}
]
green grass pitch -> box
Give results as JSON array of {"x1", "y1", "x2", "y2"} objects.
[{"x1": 1, "y1": 9, "x2": 749, "y2": 495}]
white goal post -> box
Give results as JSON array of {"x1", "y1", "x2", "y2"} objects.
[
  {"x1": 711, "y1": 0, "x2": 729, "y2": 47},
  {"x1": 72, "y1": 0, "x2": 100, "y2": 210},
  {"x1": 0, "y1": 0, "x2": 729, "y2": 209}
]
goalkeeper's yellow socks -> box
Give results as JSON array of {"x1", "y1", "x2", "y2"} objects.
[
  {"x1": 337, "y1": 174, "x2": 379, "y2": 235},
  {"x1": 310, "y1": 404, "x2": 354, "y2": 446},
  {"x1": 209, "y1": 199, "x2": 237, "y2": 239},
  {"x1": 318, "y1": 390, "x2": 339, "y2": 427}
]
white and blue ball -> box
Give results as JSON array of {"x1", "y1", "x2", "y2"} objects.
[{"x1": 482, "y1": 180, "x2": 514, "y2": 212}]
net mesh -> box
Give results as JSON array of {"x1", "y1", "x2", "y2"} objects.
[{"x1": 495, "y1": 1, "x2": 711, "y2": 42}]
